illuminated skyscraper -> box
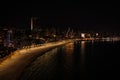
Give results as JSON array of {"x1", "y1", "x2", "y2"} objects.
[{"x1": 31, "y1": 17, "x2": 33, "y2": 31}]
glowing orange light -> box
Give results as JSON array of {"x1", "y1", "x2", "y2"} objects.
[{"x1": 81, "y1": 33, "x2": 85, "y2": 38}]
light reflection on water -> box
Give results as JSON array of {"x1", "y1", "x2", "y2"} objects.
[
  {"x1": 80, "y1": 41, "x2": 85, "y2": 67},
  {"x1": 64, "y1": 42, "x2": 74, "y2": 54},
  {"x1": 20, "y1": 41, "x2": 120, "y2": 80},
  {"x1": 20, "y1": 42, "x2": 87, "y2": 80}
]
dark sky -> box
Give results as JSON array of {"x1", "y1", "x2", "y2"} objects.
[{"x1": 0, "y1": 3, "x2": 120, "y2": 32}]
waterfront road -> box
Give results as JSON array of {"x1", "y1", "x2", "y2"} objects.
[{"x1": 0, "y1": 40, "x2": 72, "y2": 80}]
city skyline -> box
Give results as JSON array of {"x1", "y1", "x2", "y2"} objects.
[{"x1": 1, "y1": 3, "x2": 120, "y2": 80}]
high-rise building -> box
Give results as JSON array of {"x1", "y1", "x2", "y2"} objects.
[
  {"x1": 31, "y1": 17, "x2": 33, "y2": 31},
  {"x1": 0, "y1": 28, "x2": 8, "y2": 47}
]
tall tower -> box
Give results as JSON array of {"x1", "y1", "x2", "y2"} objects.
[
  {"x1": 31, "y1": 17, "x2": 33, "y2": 31},
  {"x1": 7, "y1": 30, "x2": 12, "y2": 47}
]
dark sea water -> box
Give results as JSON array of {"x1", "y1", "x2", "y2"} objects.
[{"x1": 20, "y1": 40, "x2": 120, "y2": 80}]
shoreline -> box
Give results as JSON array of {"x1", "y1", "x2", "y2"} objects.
[{"x1": 0, "y1": 40, "x2": 72, "y2": 80}]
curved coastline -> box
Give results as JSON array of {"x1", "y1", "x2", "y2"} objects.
[{"x1": 0, "y1": 40, "x2": 73, "y2": 80}]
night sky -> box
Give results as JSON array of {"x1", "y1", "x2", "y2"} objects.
[{"x1": 0, "y1": 3, "x2": 120, "y2": 32}]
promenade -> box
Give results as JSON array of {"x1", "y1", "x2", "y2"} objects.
[{"x1": 0, "y1": 40, "x2": 72, "y2": 80}]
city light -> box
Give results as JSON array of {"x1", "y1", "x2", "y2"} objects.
[
  {"x1": 96, "y1": 33, "x2": 98, "y2": 36},
  {"x1": 1, "y1": 4, "x2": 120, "y2": 80},
  {"x1": 81, "y1": 33, "x2": 85, "y2": 38}
]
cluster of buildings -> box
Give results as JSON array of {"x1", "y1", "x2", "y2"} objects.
[
  {"x1": 0, "y1": 26, "x2": 73, "y2": 58},
  {"x1": 0, "y1": 26, "x2": 117, "y2": 48},
  {"x1": 0, "y1": 26, "x2": 120, "y2": 58},
  {"x1": 0, "y1": 17, "x2": 120, "y2": 58}
]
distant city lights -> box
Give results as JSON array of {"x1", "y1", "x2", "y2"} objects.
[
  {"x1": 96, "y1": 33, "x2": 98, "y2": 36},
  {"x1": 81, "y1": 33, "x2": 85, "y2": 38}
]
